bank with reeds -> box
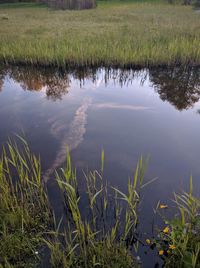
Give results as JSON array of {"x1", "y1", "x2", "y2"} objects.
[
  {"x1": 0, "y1": 1, "x2": 200, "y2": 68},
  {"x1": 0, "y1": 137, "x2": 200, "y2": 267}
]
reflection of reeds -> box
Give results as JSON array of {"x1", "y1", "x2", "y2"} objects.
[{"x1": 1, "y1": 65, "x2": 199, "y2": 111}]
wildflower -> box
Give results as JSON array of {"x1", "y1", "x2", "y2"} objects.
[
  {"x1": 35, "y1": 251, "x2": 39, "y2": 255},
  {"x1": 169, "y1": 244, "x2": 176, "y2": 250},
  {"x1": 167, "y1": 250, "x2": 171, "y2": 254},
  {"x1": 160, "y1": 204, "x2": 168, "y2": 209},
  {"x1": 159, "y1": 250, "x2": 164, "y2": 256},
  {"x1": 136, "y1": 256, "x2": 141, "y2": 261},
  {"x1": 192, "y1": 229, "x2": 197, "y2": 235},
  {"x1": 163, "y1": 226, "x2": 170, "y2": 234},
  {"x1": 146, "y1": 239, "x2": 151, "y2": 245}
]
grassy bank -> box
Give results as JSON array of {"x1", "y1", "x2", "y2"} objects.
[
  {"x1": 0, "y1": 138, "x2": 200, "y2": 267},
  {"x1": 0, "y1": 1, "x2": 199, "y2": 67}
]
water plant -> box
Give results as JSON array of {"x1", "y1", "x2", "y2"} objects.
[
  {"x1": 0, "y1": 139, "x2": 147, "y2": 267},
  {"x1": 44, "y1": 150, "x2": 148, "y2": 267},
  {"x1": 1, "y1": 138, "x2": 200, "y2": 267}
]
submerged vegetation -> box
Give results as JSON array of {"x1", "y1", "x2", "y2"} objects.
[
  {"x1": 0, "y1": 138, "x2": 200, "y2": 267},
  {"x1": 0, "y1": 1, "x2": 199, "y2": 67}
]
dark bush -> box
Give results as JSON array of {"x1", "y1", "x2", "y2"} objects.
[{"x1": 43, "y1": 0, "x2": 96, "y2": 9}]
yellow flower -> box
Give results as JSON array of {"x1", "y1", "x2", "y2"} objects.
[
  {"x1": 160, "y1": 204, "x2": 168, "y2": 209},
  {"x1": 163, "y1": 226, "x2": 170, "y2": 234},
  {"x1": 169, "y1": 244, "x2": 176, "y2": 250},
  {"x1": 159, "y1": 250, "x2": 164, "y2": 256},
  {"x1": 146, "y1": 239, "x2": 151, "y2": 245}
]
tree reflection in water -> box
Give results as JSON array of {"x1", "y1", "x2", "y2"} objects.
[
  {"x1": 0, "y1": 79, "x2": 3, "y2": 93},
  {"x1": 8, "y1": 66, "x2": 71, "y2": 101},
  {"x1": 0, "y1": 66, "x2": 199, "y2": 110},
  {"x1": 149, "y1": 67, "x2": 200, "y2": 110}
]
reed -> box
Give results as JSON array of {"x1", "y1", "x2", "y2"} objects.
[
  {"x1": 0, "y1": 137, "x2": 52, "y2": 267},
  {"x1": 45, "y1": 150, "x2": 148, "y2": 267},
  {"x1": 1, "y1": 138, "x2": 200, "y2": 267},
  {"x1": 0, "y1": 139, "x2": 146, "y2": 267}
]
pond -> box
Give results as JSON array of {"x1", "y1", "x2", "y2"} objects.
[{"x1": 0, "y1": 65, "x2": 200, "y2": 266}]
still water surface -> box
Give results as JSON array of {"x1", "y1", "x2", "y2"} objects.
[{"x1": 0, "y1": 65, "x2": 200, "y2": 265}]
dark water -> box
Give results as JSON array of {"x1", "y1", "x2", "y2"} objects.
[{"x1": 0, "y1": 65, "x2": 200, "y2": 266}]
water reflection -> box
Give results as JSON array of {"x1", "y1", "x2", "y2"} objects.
[
  {"x1": 44, "y1": 97, "x2": 92, "y2": 181},
  {"x1": 1, "y1": 66, "x2": 71, "y2": 101},
  {"x1": 0, "y1": 66, "x2": 199, "y2": 110},
  {"x1": 149, "y1": 67, "x2": 200, "y2": 110},
  {"x1": 0, "y1": 79, "x2": 3, "y2": 92},
  {"x1": 0, "y1": 64, "x2": 200, "y2": 267},
  {"x1": 0, "y1": 66, "x2": 6, "y2": 92}
]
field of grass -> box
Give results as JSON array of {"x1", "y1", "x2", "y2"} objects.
[{"x1": 0, "y1": 1, "x2": 199, "y2": 67}]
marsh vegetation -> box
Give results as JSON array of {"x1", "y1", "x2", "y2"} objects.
[
  {"x1": 0, "y1": 138, "x2": 145, "y2": 267},
  {"x1": 0, "y1": 139, "x2": 200, "y2": 267},
  {"x1": 0, "y1": 1, "x2": 199, "y2": 67}
]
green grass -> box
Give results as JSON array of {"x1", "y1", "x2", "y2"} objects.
[{"x1": 0, "y1": 1, "x2": 199, "y2": 67}]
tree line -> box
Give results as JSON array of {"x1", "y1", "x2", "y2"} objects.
[
  {"x1": 0, "y1": 0, "x2": 96, "y2": 9},
  {"x1": 0, "y1": 0, "x2": 199, "y2": 11}
]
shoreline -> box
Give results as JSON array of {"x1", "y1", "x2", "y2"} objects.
[{"x1": 1, "y1": 60, "x2": 200, "y2": 70}]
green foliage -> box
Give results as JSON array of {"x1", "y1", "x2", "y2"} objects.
[
  {"x1": 194, "y1": 0, "x2": 200, "y2": 6},
  {"x1": 46, "y1": 0, "x2": 97, "y2": 10}
]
